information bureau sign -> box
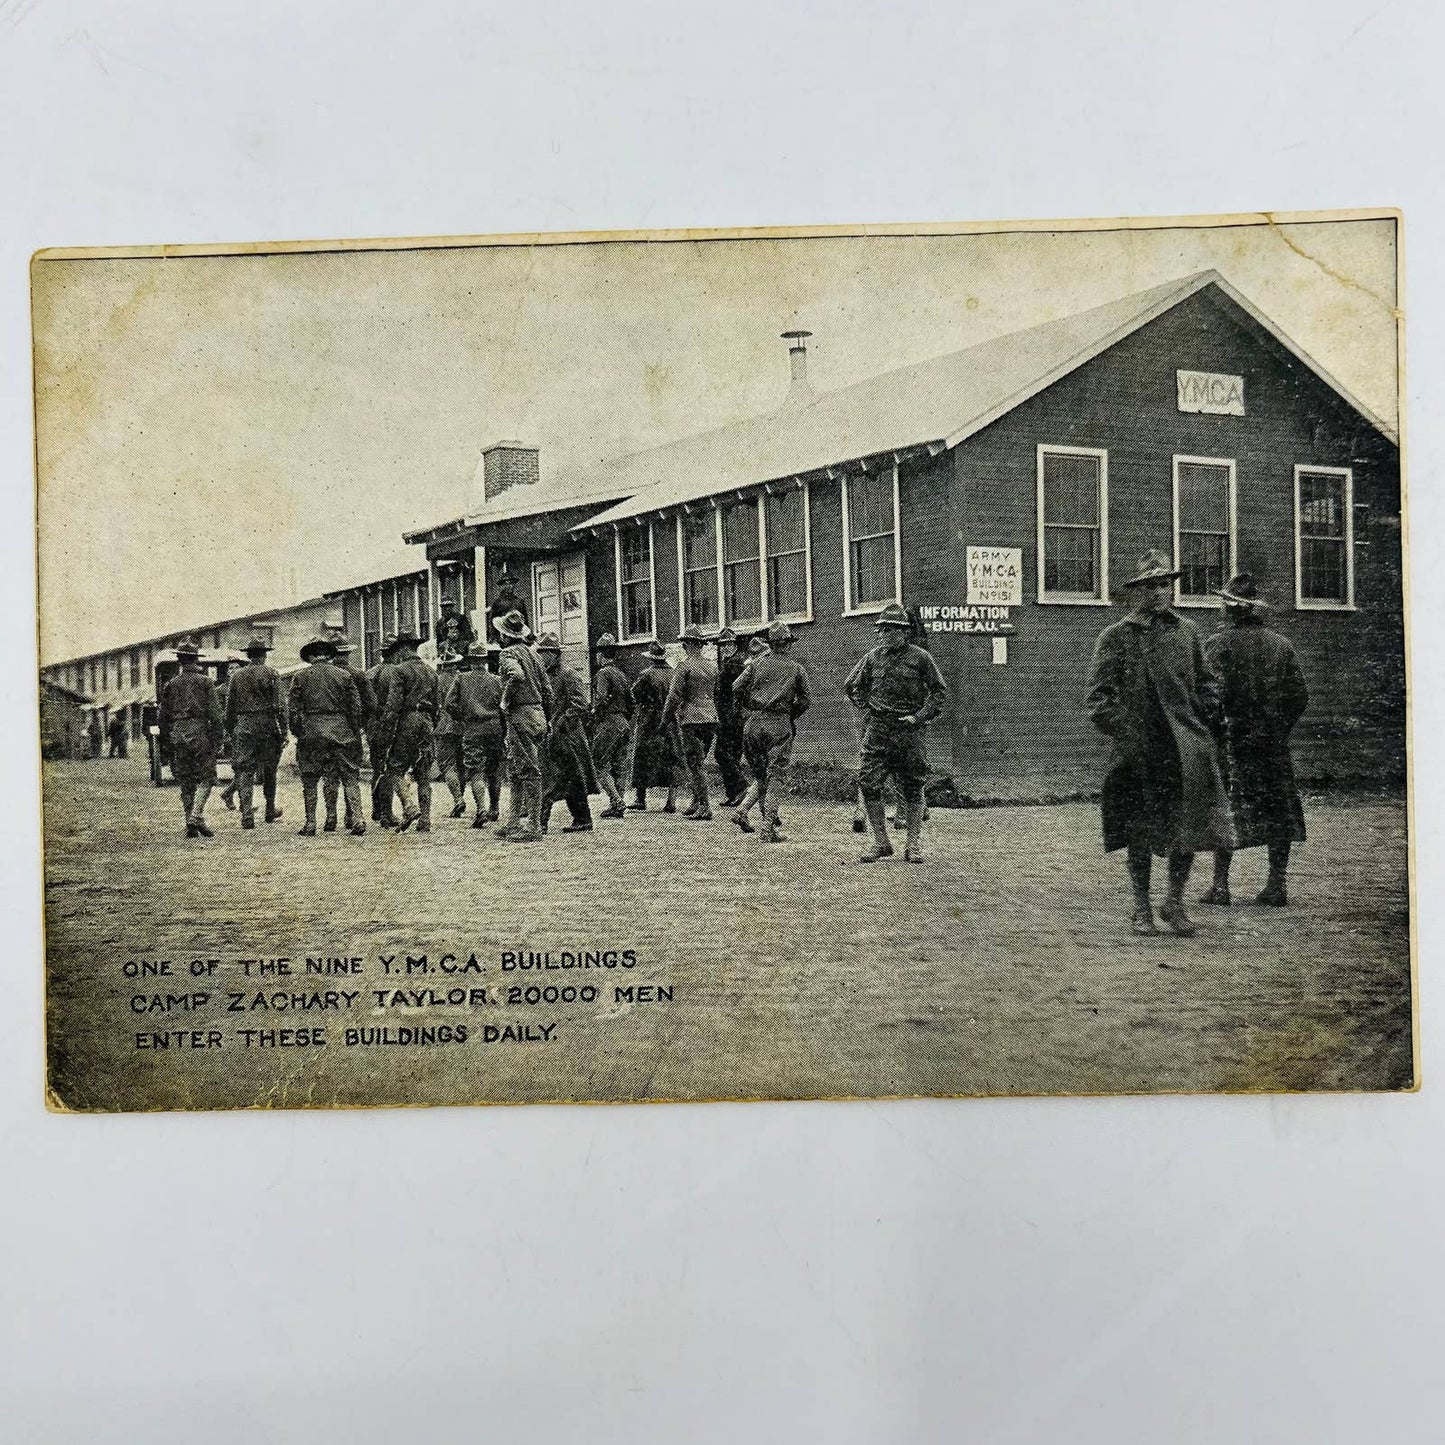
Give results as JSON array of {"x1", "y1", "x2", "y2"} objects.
[{"x1": 1176, "y1": 369, "x2": 1245, "y2": 416}]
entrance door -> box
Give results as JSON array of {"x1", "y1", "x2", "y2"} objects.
[{"x1": 532, "y1": 553, "x2": 590, "y2": 685}]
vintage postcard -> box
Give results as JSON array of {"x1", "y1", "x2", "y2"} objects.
[{"x1": 34, "y1": 211, "x2": 1413, "y2": 1111}]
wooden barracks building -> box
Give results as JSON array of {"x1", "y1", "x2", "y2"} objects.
[{"x1": 406, "y1": 269, "x2": 1402, "y2": 798}]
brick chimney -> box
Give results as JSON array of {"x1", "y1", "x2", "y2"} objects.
[{"x1": 480, "y1": 442, "x2": 539, "y2": 503}]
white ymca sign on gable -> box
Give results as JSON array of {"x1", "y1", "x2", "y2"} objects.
[{"x1": 1177, "y1": 369, "x2": 1245, "y2": 416}]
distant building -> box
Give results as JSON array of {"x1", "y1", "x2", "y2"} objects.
[
  {"x1": 39, "y1": 678, "x2": 94, "y2": 760},
  {"x1": 40, "y1": 595, "x2": 339, "y2": 744},
  {"x1": 401, "y1": 270, "x2": 1402, "y2": 795},
  {"x1": 325, "y1": 566, "x2": 432, "y2": 670}
]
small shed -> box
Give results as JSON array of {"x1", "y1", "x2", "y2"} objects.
[{"x1": 39, "y1": 678, "x2": 95, "y2": 760}]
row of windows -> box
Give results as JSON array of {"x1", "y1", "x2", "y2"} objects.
[
  {"x1": 361, "y1": 578, "x2": 431, "y2": 668},
  {"x1": 613, "y1": 470, "x2": 901, "y2": 642},
  {"x1": 1037, "y1": 445, "x2": 1356, "y2": 609}
]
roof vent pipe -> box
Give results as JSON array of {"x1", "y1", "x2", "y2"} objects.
[{"x1": 782, "y1": 330, "x2": 813, "y2": 398}]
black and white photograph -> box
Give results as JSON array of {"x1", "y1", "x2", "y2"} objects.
[{"x1": 35, "y1": 212, "x2": 1412, "y2": 1111}]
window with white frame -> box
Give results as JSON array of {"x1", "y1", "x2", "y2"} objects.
[
  {"x1": 616, "y1": 523, "x2": 655, "y2": 640},
  {"x1": 1173, "y1": 456, "x2": 1236, "y2": 603},
  {"x1": 843, "y1": 465, "x2": 899, "y2": 612},
  {"x1": 766, "y1": 487, "x2": 809, "y2": 620},
  {"x1": 675, "y1": 483, "x2": 812, "y2": 631},
  {"x1": 680, "y1": 512, "x2": 719, "y2": 628},
  {"x1": 1038, "y1": 445, "x2": 1107, "y2": 602},
  {"x1": 1295, "y1": 466, "x2": 1353, "y2": 608},
  {"x1": 721, "y1": 498, "x2": 763, "y2": 626}
]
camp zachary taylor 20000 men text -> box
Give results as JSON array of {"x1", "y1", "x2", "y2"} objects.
[{"x1": 34, "y1": 211, "x2": 1414, "y2": 1111}]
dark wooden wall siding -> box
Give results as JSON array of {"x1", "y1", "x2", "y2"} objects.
[{"x1": 947, "y1": 287, "x2": 1402, "y2": 793}]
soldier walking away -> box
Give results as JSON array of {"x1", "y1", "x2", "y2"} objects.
[
  {"x1": 662, "y1": 623, "x2": 719, "y2": 821},
  {"x1": 485, "y1": 568, "x2": 531, "y2": 644},
  {"x1": 1085, "y1": 549, "x2": 1234, "y2": 937},
  {"x1": 589, "y1": 633, "x2": 632, "y2": 820},
  {"x1": 731, "y1": 622, "x2": 811, "y2": 843},
  {"x1": 107, "y1": 711, "x2": 128, "y2": 758},
  {"x1": 86, "y1": 709, "x2": 103, "y2": 760},
  {"x1": 366, "y1": 632, "x2": 400, "y2": 827},
  {"x1": 537, "y1": 632, "x2": 601, "y2": 834},
  {"x1": 380, "y1": 628, "x2": 440, "y2": 833},
  {"x1": 628, "y1": 641, "x2": 683, "y2": 813},
  {"x1": 224, "y1": 637, "x2": 287, "y2": 829},
  {"x1": 331, "y1": 636, "x2": 374, "y2": 830},
  {"x1": 158, "y1": 639, "x2": 224, "y2": 837},
  {"x1": 845, "y1": 601, "x2": 949, "y2": 863},
  {"x1": 1199, "y1": 573, "x2": 1310, "y2": 907},
  {"x1": 289, "y1": 635, "x2": 366, "y2": 837},
  {"x1": 434, "y1": 653, "x2": 468, "y2": 818},
  {"x1": 445, "y1": 641, "x2": 506, "y2": 827},
  {"x1": 434, "y1": 595, "x2": 476, "y2": 662},
  {"x1": 713, "y1": 627, "x2": 747, "y2": 807},
  {"x1": 494, "y1": 610, "x2": 552, "y2": 843}
]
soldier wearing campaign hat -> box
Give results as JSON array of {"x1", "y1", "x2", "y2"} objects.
[
  {"x1": 494, "y1": 609, "x2": 553, "y2": 842},
  {"x1": 444, "y1": 640, "x2": 506, "y2": 825},
  {"x1": 329, "y1": 636, "x2": 373, "y2": 830},
  {"x1": 158, "y1": 637, "x2": 225, "y2": 837},
  {"x1": 223, "y1": 635, "x2": 287, "y2": 829},
  {"x1": 433, "y1": 652, "x2": 469, "y2": 819},
  {"x1": 536, "y1": 632, "x2": 599, "y2": 834},
  {"x1": 844, "y1": 601, "x2": 948, "y2": 863},
  {"x1": 661, "y1": 623, "x2": 720, "y2": 820},
  {"x1": 365, "y1": 632, "x2": 400, "y2": 826},
  {"x1": 628, "y1": 639, "x2": 682, "y2": 814},
  {"x1": 1199, "y1": 573, "x2": 1310, "y2": 907},
  {"x1": 289, "y1": 635, "x2": 366, "y2": 837},
  {"x1": 589, "y1": 633, "x2": 633, "y2": 820},
  {"x1": 379, "y1": 626, "x2": 440, "y2": 833},
  {"x1": 1085, "y1": 548, "x2": 1234, "y2": 936},
  {"x1": 730, "y1": 621, "x2": 811, "y2": 843},
  {"x1": 712, "y1": 626, "x2": 747, "y2": 807}
]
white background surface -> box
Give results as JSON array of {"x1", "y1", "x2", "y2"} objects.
[{"x1": 3, "y1": 3, "x2": 1442, "y2": 1440}]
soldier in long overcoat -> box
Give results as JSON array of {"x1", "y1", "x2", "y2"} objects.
[
  {"x1": 158, "y1": 637, "x2": 225, "y2": 837},
  {"x1": 1199, "y1": 573, "x2": 1310, "y2": 906},
  {"x1": 224, "y1": 636, "x2": 287, "y2": 828},
  {"x1": 627, "y1": 641, "x2": 682, "y2": 813},
  {"x1": 538, "y1": 632, "x2": 600, "y2": 833},
  {"x1": 1085, "y1": 550, "x2": 1234, "y2": 936}
]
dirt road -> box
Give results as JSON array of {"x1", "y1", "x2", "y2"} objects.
[{"x1": 42, "y1": 759, "x2": 1413, "y2": 1110}]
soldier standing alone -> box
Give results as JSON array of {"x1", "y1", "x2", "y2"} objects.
[
  {"x1": 844, "y1": 601, "x2": 949, "y2": 863},
  {"x1": 1200, "y1": 573, "x2": 1310, "y2": 906},
  {"x1": 223, "y1": 636, "x2": 287, "y2": 829},
  {"x1": 158, "y1": 638, "x2": 224, "y2": 838}
]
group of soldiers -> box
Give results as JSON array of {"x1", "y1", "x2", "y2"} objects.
[{"x1": 153, "y1": 548, "x2": 1311, "y2": 936}]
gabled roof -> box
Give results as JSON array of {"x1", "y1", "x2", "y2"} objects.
[{"x1": 575, "y1": 268, "x2": 1397, "y2": 529}]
